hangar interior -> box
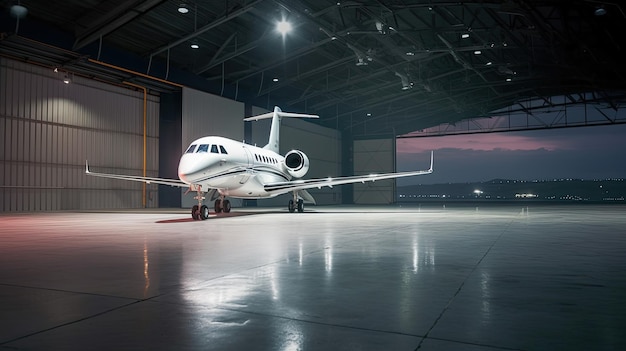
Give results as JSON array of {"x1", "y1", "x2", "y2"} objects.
[
  {"x1": 2, "y1": 0, "x2": 626, "y2": 211},
  {"x1": 1, "y1": 2, "x2": 626, "y2": 351}
]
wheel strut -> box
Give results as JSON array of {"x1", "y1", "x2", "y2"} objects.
[
  {"x1": 288, "y1": 191, "x2": 304, "y2": 213},
  {"x1": 191, "y1": 185, "x2": 208, "y2": 220}
]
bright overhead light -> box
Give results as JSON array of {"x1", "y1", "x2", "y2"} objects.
[
  {"x1": 63, "y1": 75, "x2": 71, "y2": 84},
  {"x1": 272, "y1": 78, "x2": 279, "y2": 82},
  {"x1": 506, "y1": 78, "x2": 512, "y2": 82},
  {"x1": 190, "y1": 43, "x2": 199, "y2": 49},
  {"x1": 461, "y1": 33, "x2": 470, "y2": 39},
  {"x1": 486, "y1": 61, "x2": 492, "y2": 66},
  {"x1": 178, "y1": 4, "x2": 189, "y2": 14},
  {"x1": 474, "y1": 50, "x2": 482, "y2": 55},
  {"x1": 594, "y1": 7, "x2": 607, "y2": 16},
  {"x1": 276, "y1": 20, "x2": 292, "y2": 35}
]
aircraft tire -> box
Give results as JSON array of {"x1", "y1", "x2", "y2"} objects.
[
  {"x1": 214, "y1": 199, "x2": 222, "y2": 213},
  {"x1": 223, "y1": 200, "x2": 231, "y2": 213},
  {"x1": 297, "y1": 199, "x2": 304, "y2": 213},
  {"x1": 191, "y1": 205, "x2": 199, "y2": 220},
  {"x1": 288, "y1": 199, "x2": 295, "y2": 213},
  {"x1": 200, "y1": 205, "x2": 210, "y2": 220}
]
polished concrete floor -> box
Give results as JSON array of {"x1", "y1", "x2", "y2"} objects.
[{"x1": 0, "y1": 204, "x2": 625, "y2": 350}]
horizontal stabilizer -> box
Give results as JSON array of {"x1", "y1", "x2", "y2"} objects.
[
  {"x1": 243, "y1": 110, "x2": 319, "y2": 121},
  {"x1": 243, "y1": 106, "x2": 318, "y2": 153}
]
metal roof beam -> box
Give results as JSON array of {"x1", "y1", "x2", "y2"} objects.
[
  {"x1": 148, "y1": 0, "x2": 262, "y2": 58},
  {"x1": 73, "y1": 0, "x2": 167, "y2": 50}
]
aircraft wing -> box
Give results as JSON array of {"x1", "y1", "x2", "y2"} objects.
[
  {"x1": 264, "y1": 151, "x2": 433, "y2": 194},
  {"x1": 85, "y1": 161, "x2": 189, "y2": 188}
]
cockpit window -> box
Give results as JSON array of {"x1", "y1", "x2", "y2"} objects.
[
  {"x1": 219, "y1": 145, "x2": 228, "y2": 154},
  {"x1": 185, "y1": 145, "x2": 197, "y2": 153},
  {"x1": 210, "y1": 145, "x2": 219, "y2": 153},
  {"x1": 197, "y1": 144, "x2": 209, "y2": 153}
]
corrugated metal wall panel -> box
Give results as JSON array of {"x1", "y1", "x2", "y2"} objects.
[{"x1": 0, "y1": 57, "x2": 160, "y2": 212}]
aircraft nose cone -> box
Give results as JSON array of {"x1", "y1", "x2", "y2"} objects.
[{"x1": 178, "y1": 155, "x2": 202, "y2": 182}]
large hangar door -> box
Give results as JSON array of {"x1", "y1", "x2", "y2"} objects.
[
  {"x1": 353, "y1": 138, "x2": 395, "y2": 204},
  {"x1": 0, "y1": 58, "x2": 160, "y2": 212},
  {"x1": 181, "y1": 88, "x2": 244, "y2": 208}
]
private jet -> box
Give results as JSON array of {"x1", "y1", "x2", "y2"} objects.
[{"x1": 86, "y1": 106, "x2": 433, "y2": 220}]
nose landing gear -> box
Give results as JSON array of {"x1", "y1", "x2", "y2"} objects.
[{"x1": 190, "y1": 186, "x2": 210, "y2": 220}]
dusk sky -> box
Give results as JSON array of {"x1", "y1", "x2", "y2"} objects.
[{"x1": 396, "y1": 123, "x2": 626, "y2": 186}]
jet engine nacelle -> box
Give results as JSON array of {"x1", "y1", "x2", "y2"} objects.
[{"x1": 283, "y1": 150, "x2": 309, "y2": 178}]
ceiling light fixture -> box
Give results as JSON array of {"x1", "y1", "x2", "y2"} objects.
[
  {"x1": 178, "y1": 4, "x2": 189, "y2": 14},
  {"x1": 594, "y1": 6, "x2": 607, "y2": 16},
  {"x1": 474, "y1": 50, "x2": 482, "y2": 55},
  {"x1": 10, "y1": 3, "x2": 28, "y2": 18},
  {"x1": 461, "y1": 33, "x2": 470, "y2": 39},
  {"x1": 272, "y1": 78, "x2": 279, "y2": 82},
  {"x1": 276, "y1": 20, "x2": 292, "y2": 35},
  {"x1": 348, "y1": 44, "x2": 371, "y2": 66},
  {"x1": 63, "y1": 74, "x2": 71, "y2": 84},
  {"x1": 395, "y1": 72, "x2": 413, "y2": 90},
  {"x1": 190, "y1": 43, "x2": 199, "y2": 49}
]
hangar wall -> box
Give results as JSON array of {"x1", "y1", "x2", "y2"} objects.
[
  {"x1": 180, "y1": 88, "x2": 244, "y2": 208},
  {"x1": 248, "y1": 106, "x2": 342, "y2": 206},
  {"x1": 0, "y1": 58, "x2": 160, "y2": 212},
  {"x1": 353, "y1": 138, "x2": 395, "y2": 204}
]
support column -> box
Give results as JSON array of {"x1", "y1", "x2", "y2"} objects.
[{"x1": 158, "y1": 92, "x2": 182, "y2": 208}]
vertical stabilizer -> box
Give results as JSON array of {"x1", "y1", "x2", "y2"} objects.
[
  {"x1": 242, "y1": 106, "x2": 319, "y2": 154},
  {"x1": 266, "y1": 106, "x2": 282, "y2": 153}
]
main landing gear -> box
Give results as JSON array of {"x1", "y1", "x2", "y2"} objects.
[
  {"x1": 288, "y1": 191, "x2": 304, "y2": 213},
  {"x1": 190, "y1": 187, "x2": 232, "y2": 220},
  {"x1": 214, "y1": 196, "x2": 231, "y2": 214}
]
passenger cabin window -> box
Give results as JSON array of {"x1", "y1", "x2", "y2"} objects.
[
  {"x1": 210, "y1": 145, "x2": 219, "y2": 153},
  {"x1": 197, "y1": 144, "x2": 209, "y2": 153},
  {"x1": 219, "y1": 145, "x2": 228, "y2": 154},
  {"x1": 185, "y1": 145, "x2": 197, "y2": 153}
]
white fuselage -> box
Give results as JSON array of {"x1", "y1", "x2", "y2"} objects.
[{"x1": 178, "y1": 136, "x2": 292, "y2": 199}]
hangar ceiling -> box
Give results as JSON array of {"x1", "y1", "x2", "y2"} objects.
[{"x1": 1, "y1": 0, "x2": 626, "y2": 137}]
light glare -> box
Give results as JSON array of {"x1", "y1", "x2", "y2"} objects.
[{"x1": 277, "y1": 20, "x2": 292, "y2": 35}]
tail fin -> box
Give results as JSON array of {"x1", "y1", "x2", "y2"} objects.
[{"x1": 243, "y1": 106, "x2": 319, "y2": 153}]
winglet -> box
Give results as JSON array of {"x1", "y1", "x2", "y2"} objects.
[
  {"x1": 429, "y1": 151, "x2": 434, "y2": 172},
  {"x1": 85, "y1": 160, "x2": 91, "y2": 174}
]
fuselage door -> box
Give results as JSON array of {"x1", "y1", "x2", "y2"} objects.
[{"x1": 240, "y1": 145, "x2": 253, "y2": 184}]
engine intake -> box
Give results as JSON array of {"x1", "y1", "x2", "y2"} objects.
[{"x1": 284, "y1": 150, "x2": 309, "y2": 178}]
